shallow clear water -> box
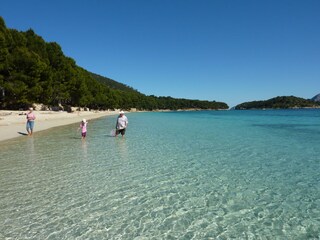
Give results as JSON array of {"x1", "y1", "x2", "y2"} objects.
[{"x1": 0, "y1": 110, "x2": 319, "y2": 239}]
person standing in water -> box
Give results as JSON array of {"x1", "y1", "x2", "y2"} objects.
[
  {"x1": 26, "y1": 107, "x2": 36, "y2": 136},
  {"x1": 79, "y1": 119, "x2": 88, "y2": 140},
  {"x1": 115, "y1": 111, "x2": 128, "y2": 137}
]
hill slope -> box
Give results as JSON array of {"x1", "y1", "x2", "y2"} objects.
[
  {"x1": 311, "y1": 93, "x2": 320, "y2": 102},
  {"x1": 88, "y1": 72, "x2": 139, "y2": 93},
  {"x1": 0, "y1": 17, "x2": 228, "y2": 110}
]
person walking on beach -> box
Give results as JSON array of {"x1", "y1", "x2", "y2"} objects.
[
  {"x1": 115, "y1": 111, "x2": 128, "y2": 137},
  {"x1": 79, "y1": 119, "x2": 88, "y2": 140},
  {"x1": 26, "y1": 107, "x2": 36, "y2": 136}
]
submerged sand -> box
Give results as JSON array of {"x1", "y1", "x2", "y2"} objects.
[{"x1": 0, "y1": 110, "x2": 118, "y2": 142}]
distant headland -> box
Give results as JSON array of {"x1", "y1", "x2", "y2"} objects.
[{"x1": 234, "y1": 95, "x2": 320, "y2": 110}]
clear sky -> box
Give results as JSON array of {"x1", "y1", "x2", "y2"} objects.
[{"x1": 1, "y1": 0, "x2": 320, "y2": 107}]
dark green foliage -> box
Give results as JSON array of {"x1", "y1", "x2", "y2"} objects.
[
  {"x1": 0, "y1": 17, "x2": 228, "y2": 110},
  {"x1": 89, "y1": 72, "x2": 138, "y2": 93},
  {"x1": 235, "y1": 96, "x2": 320, "y2": 110}
]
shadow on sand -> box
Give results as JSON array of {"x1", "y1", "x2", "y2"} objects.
[{"x1": 18, "y1": 132, "x2": 28, "y2": 136}]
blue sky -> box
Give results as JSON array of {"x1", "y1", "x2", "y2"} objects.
[{"x1": 1, "y1": 0, "x2": 320, "y2": 107}]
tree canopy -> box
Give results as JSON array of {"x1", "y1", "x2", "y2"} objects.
[{"x1": 0, "y1": 17, "x2": 228, "y2": 110}]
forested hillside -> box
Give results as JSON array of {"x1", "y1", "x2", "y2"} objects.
[
  {"x1": 0, "y1": 17, "x2": 228, "y2": 110},
  {"x1": 235, "y1": 96, "x2": 320, "y2": 110}
]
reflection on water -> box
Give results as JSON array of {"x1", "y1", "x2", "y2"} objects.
[
  {"x1": 81, "y1": 140, "x2": 88, "y2": 160},
  {"x1": 26, "y1": 137, "x2": 35, "y2": 162},
  {"x1": 115, "y1": 138, "x2": 128, "y2": 159}
]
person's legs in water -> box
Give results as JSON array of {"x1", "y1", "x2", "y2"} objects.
[
  {"x1": 26, "y1": 121, "x2": 34, "y2": 136},
  {"x1": 82, "y1": 132, "x2": 87, "y2": 140}
]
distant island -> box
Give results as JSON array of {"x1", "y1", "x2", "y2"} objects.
[
  {"x1": 235, "y1": 95, "x2": 320, "y2": 110},
  {"x1": 0, "y1": 17, "x2": 228, "y2": 111}
]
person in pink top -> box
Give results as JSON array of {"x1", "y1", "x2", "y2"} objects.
[
  {"x1": 78, "y1": 119, "x2": 88, "y2": 140},
  {"x1": 26, "y1": 107, "x2": 36, "y2": 136}
]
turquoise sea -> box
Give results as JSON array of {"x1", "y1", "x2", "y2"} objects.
[{"x1": 0, "y1": 110, "x2": 319, "y2": 239}]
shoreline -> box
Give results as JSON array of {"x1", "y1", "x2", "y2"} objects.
[{"x1": 0, "y1": 110, "x2": 118, "y2": 143}]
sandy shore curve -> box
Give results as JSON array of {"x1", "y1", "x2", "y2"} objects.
[{"x1": 0, "y1": 110, "x2": 118, "y2": 142}]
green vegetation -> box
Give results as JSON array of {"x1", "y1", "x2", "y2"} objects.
[
  {"x1": 0, "y1": 17, "x2": 228, "y2": 110},
  {"x1": 235, "y1": 96, "x2": 320, "y2": 110}
]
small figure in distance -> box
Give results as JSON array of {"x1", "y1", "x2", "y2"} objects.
[
  {"x1": 78, "y1": 119, "x2": 88, "y2": 140},
  {"x1": 115, "y1": 111, "x2": 128, "y2": 137},
  {"x1": 26, "y1": 107, "x2": 36, "y2": 136}
]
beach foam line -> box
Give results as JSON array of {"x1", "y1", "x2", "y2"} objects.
[{"x1": 0, "y1": 110, "x2": 118, "y2": 142}]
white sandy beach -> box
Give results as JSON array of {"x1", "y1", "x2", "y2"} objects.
[{"x1": 0, "y1": 110, "x2": 118, "y2": 142}]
